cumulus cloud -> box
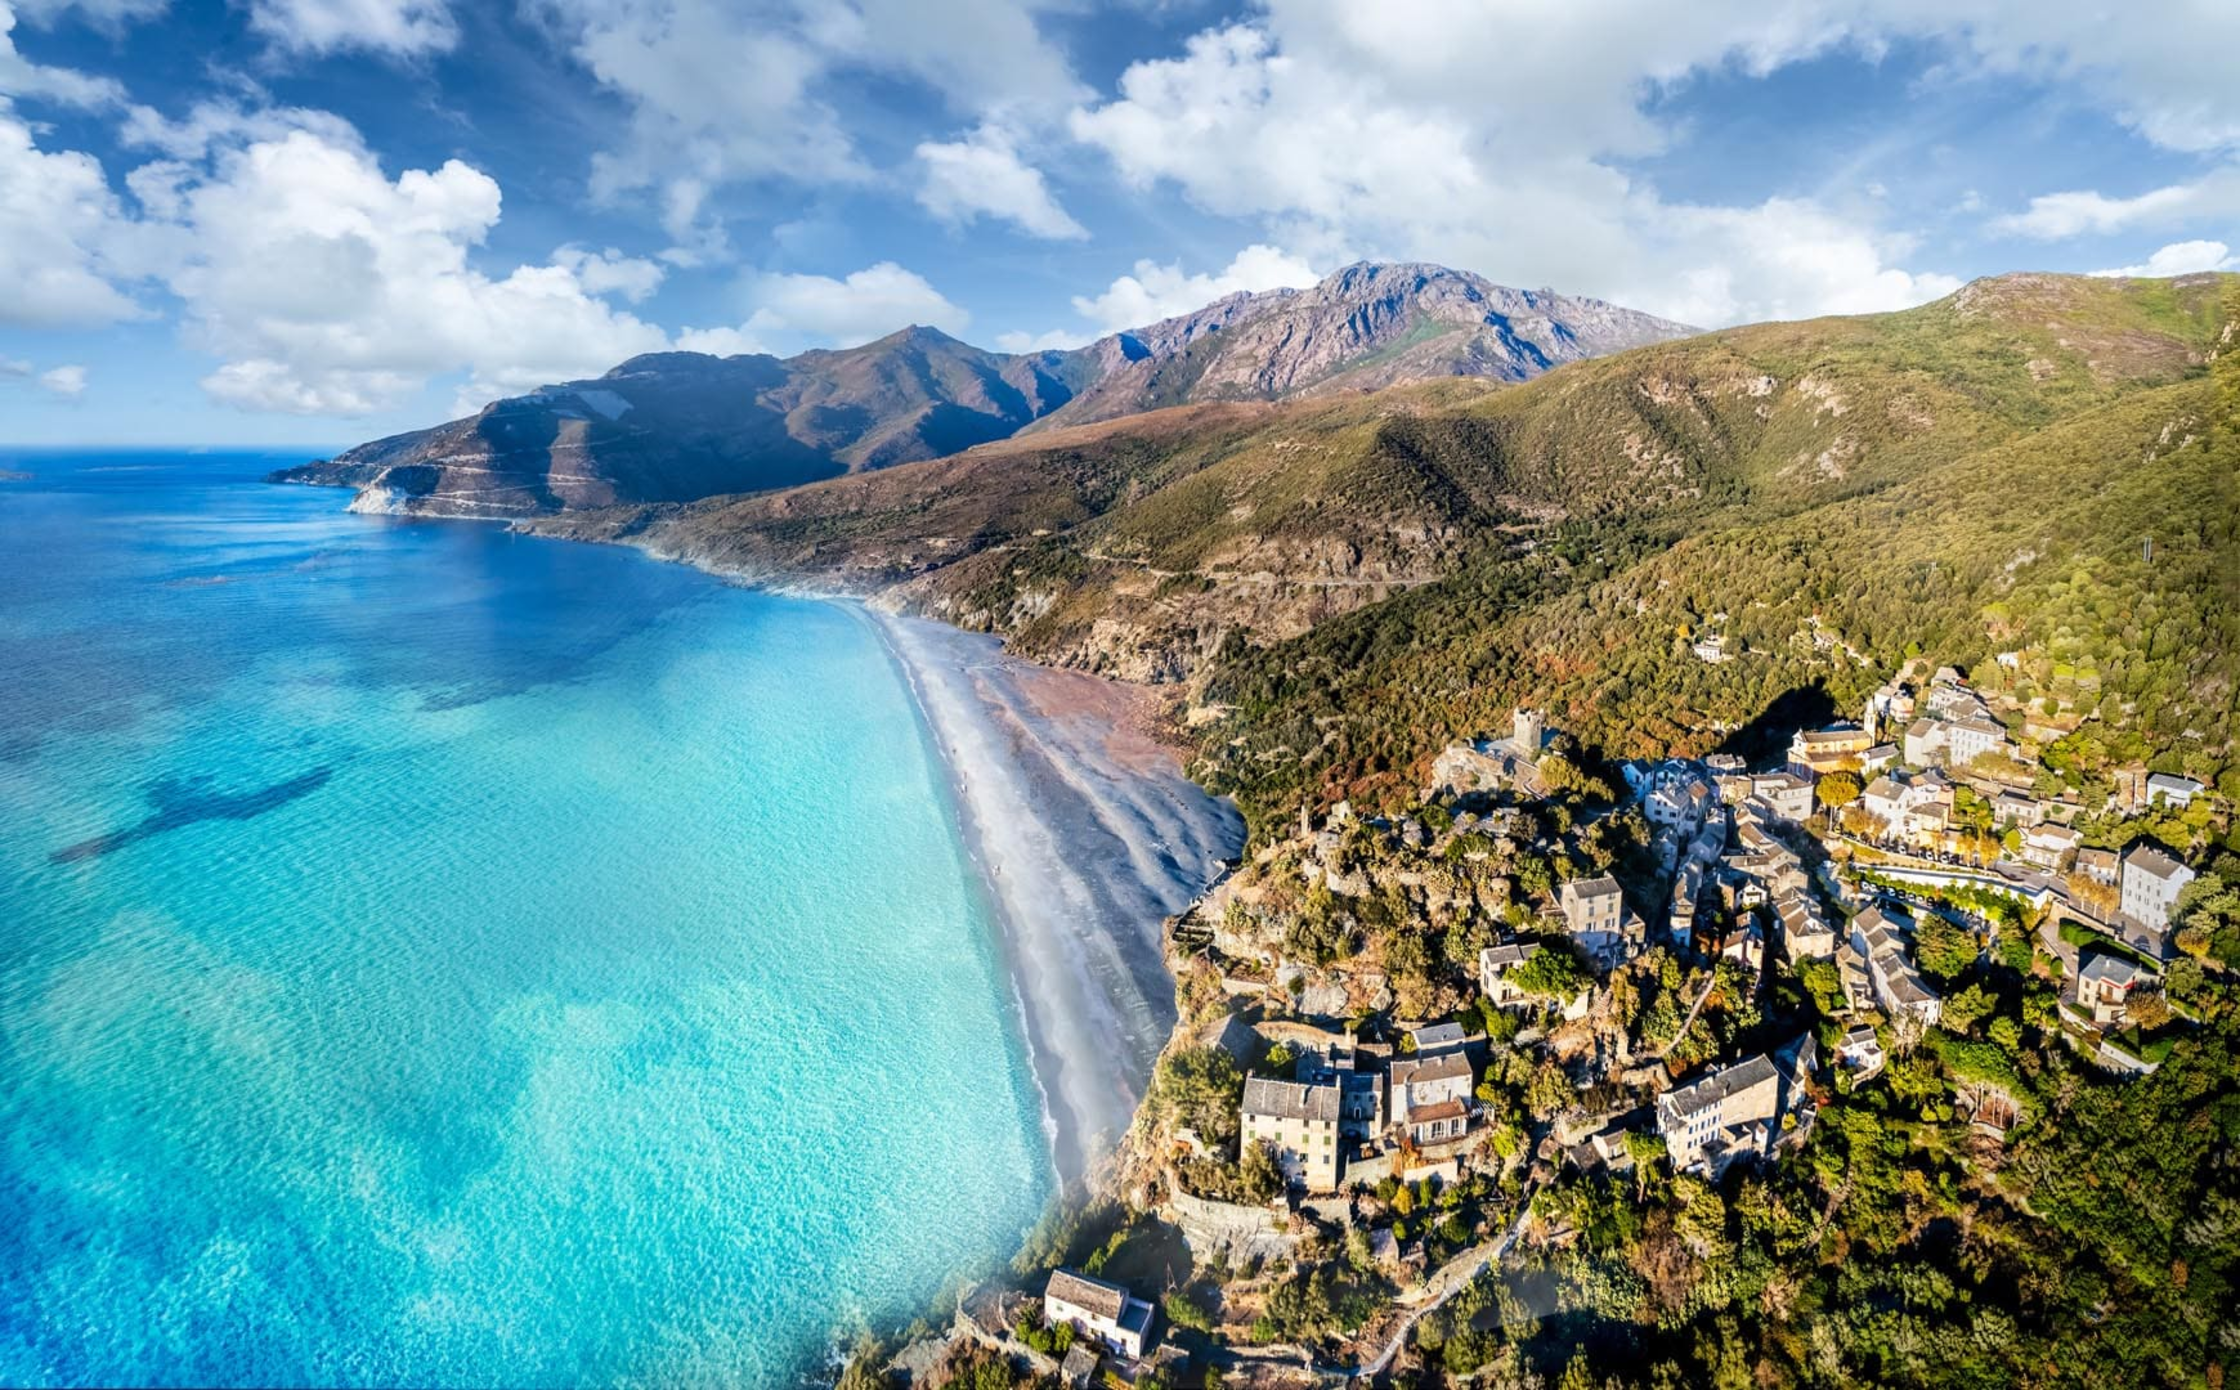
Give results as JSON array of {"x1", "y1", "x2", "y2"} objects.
[
  {"x1": 152, "y1": 128, "x2": 672, "y2": 413},
  {"x1": 1062, "y1": 8, "x2": 1989, "y2": 326},
  {"x1": 1988, "y1": 168, "x2": 2240, "y2": 240},
  {"x1": 0, "y1": 111, "x2": 143, "y2": 326},
  {"x1": 1, "y1": 358, "x2": 88, "y2": 395},
  {"x1": 1, "y1": 2, "x2": 125, "y2": 106},
  {"x1": 735, "y1": 261, "x2": 968, "y2": 352},
  {"x1": 246, "y1": 0, "x2": 456, "y2": 57},
  {"x1": 551, "y1": 244, "x2": 666, "y2": 302},
  {"x1": 534, "y1": 0, "x2": 1082, "y2": 258},
  {"x1": 915, "y1": 123, "x2": 1084, "y2": 240},
  {"x1": 1073, "y1": 244, "x2": 1321, "y2": 330},
  {"x1": 2090, "y1": 240, "x2": 2238, "y2": 279}
]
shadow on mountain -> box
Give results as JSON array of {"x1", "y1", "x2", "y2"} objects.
[{"x1": 1713, "y1": 682, "x2": 1839, "y2": 768}]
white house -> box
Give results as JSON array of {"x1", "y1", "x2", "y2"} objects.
[
  {"x1": 2120, "y1": 844, "x2": 2194, "y2": 935},
  {"x1": 1850, "y1": 904, "x2": 1943, "y2": 1026},
  {"x1": 1752, "y1": 770, "x2": 1817, "y2": 824},
  {"x1": 1388, "y1": 1051, "x2": 1473, "y2": 1145},
  {"x1": 2076, "y1": 953, "x2": 2147, "y2": 1026},
  {"x1": 2147, "y1": 773, "x2": 2205, "y2": 808},
  {"x1": 1045, "y1": 1269, "x2": 1155, "y2": 1360},
  {"x1": 2019, "y1": 822, "x2": 2080, "y2": 871}
]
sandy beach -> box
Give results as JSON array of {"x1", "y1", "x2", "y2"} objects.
[{"x1": 872, "y1": 613, "x2": 1244, "y2": 1182}]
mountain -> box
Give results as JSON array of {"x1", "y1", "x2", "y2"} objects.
[
  {"x1": 272, "y1": 263, "x2": 1691, "y2": 518},
  {"x1": 269, "y1": 330, "x2": 1092, "y2": 519},
  {"x1": 1025, "y1": 261, "x2": 1692, "y2": 433},
  {"x1": 525, "y1": 270, "x2": 2239, "y2": 829}
]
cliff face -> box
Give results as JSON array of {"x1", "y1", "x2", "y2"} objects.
[{"x1": 280, "y1": 262, "x2": 1693, "y2": 518}]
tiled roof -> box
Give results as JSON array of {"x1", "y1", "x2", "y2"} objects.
[
  {"x1": 1242, "y1": 1076, "x2": 1340, "y2": 1123},
  {"x1": 1047, "y1": 1269, "x2": 1130, "y2": 1322}
]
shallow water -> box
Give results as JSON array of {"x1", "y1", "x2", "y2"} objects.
[{"x1": 0, "y1": 452, "x2": 1051, "y2": 1386}]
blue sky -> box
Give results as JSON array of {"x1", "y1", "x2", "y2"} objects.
[{"x1": 1, "y1": 0, "x2": 2236, "y2": 445}]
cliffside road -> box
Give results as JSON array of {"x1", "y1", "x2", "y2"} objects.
[{"x1": 1351, "y1": 1182, "x2": 1538, "y2": 1379}]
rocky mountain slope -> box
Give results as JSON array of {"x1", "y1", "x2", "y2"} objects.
[
  {"x1": 1023, "y1": 261, "x2": 1693, "y2": 433},
  {"x1": 526, "y1": 270, "x2": 2239, "y2": 830},
  {"x1": 272, "y1": 263, "x2": 1690, "y2": 518}
]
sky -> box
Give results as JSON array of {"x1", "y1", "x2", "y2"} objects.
[{"x1": 1, "y1": 1, "x2": 2236, "y2": 446}]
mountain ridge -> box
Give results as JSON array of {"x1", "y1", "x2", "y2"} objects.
[{"x1": 270, "y1": 262, "x2": 1693, "y2": 518}]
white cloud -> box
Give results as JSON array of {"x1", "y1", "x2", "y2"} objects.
[
  {"x1": 1062, "y1": 2, "x2": 2240, "y2": 325},
  {"x1": 1988, "y1": 168, "x2": 2240, "y2": 240},
  {"x1": 673, "y1": 261, "x2": 969, "y2": 357},
  {"x1": 551, "y1": 244, "x2": 666, "y2": 302},
  {"x1": 37, "y1": 362, "x2": 86, "y2": 395},
  {"x1": 246, "y1": 0, "x2": 456, "y2": 57},
  {"x1": 0, "y1": 358, "x2": 87, "y2": 396},
  {"x1": 670, "y1": 323, "x2": 766, "y2": 357},
  {"x1": 2089, "y1": 240, "x2": 2237, "y2": 279},
  {"x1": 1, "y1": 3, "x2": 125, "y2": 106},
  {"x1": 533, "y1": 0, "x2": 1081, "y2": 258},
  {"x1": 915, "y1": 123, "x2": 1084, "y2": 240},
  {"x1": 737, "y1": 260, "x2": 967, "y2": 350},
  {"x1": 139, "y1": 126, "x2": 669, "y2": 414},
  {"x1": 0, "y1": 110, "x2": 142, "y2": 326},
  {"x1": 1073, "y1": 244, "x2": 1321, "y2": 331}
]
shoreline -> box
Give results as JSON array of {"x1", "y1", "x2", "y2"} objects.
[{"x1": 867, "y1": 610, "x2": 1243, "y2": 1187}]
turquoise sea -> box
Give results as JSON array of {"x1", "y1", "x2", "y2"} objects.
[{"x1": 0, "y1": 452, "x2": 1053, "y2": 1386}]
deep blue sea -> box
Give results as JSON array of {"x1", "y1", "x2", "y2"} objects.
[{"x1": 0, "y1": 451, "x2": 1052, "y2": 1387}]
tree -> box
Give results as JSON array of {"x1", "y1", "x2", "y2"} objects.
[
  {"x1": 1941, "y1": 983, "x2": 1995, "y2": 1034},
  {"x1": 1913, "y1": 913, "x2": 1979, "y2": 983},
  {"x1": 1817, "y1": 770, "x2": 1863, "y2": 813},
  {"x1": 1239, "y1": 1138, "x2": 1285, "y2": 1203},
  {"x1": 1511, "y1": 943, "x2": 1587, "y2": 1000}
]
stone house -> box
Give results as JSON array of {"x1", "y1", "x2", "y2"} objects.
[{"x1": 1240, "y1": 1077, "x2": 1341, "y2": 1192}]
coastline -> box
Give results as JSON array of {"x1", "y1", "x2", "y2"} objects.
[
  {"x1": 336, "y1": 481, "x2": 1245, "y2": 1189},
  {"x1": 867, "y1": 610, "x2": 1244, "y2": 1185}
]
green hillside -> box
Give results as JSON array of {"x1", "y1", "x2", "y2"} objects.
[{"x1": 533, "y1": 272, "x2": 2239, "y2": 834}]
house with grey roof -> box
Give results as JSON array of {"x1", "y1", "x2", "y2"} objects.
[
  {"x1": 2120, "y1": 844, "x2": 2194, "y2": 937},
  {"x1": 1655, "y1": 1036, "x2": 1817, "y2": 1177},
  {"x1": 1850, "y1": 904, "x2": 1943, "y2": 1026},
  {"x1": 1240, "y1": 1077, "x2": 1341, "y2": 1192},
  {"x1": 2077, "y1": 953, "x2": 2149, "y2": 1025},
  {"x1": 1044, "y1": 1269, "x2": 1155, "y2": 1360},
  {"x1": 2146, "y1": 773, "x2": 2205, "y2": 809}
]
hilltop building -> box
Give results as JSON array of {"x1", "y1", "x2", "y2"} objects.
[
  {"x1": 1044, "y1": 1269, "x2": 1155, "y2": 1360},
  {"x1": 1560, "y1": 874, "x2": 1644, "y2": 969},
  {"x1": 1240, "y1": 1077, "x2": 1340, "y2": 1192}
]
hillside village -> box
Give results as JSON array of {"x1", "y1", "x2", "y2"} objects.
[{"x1": 884, "y1": 655, "x2": 2237, "y2": 1389}]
